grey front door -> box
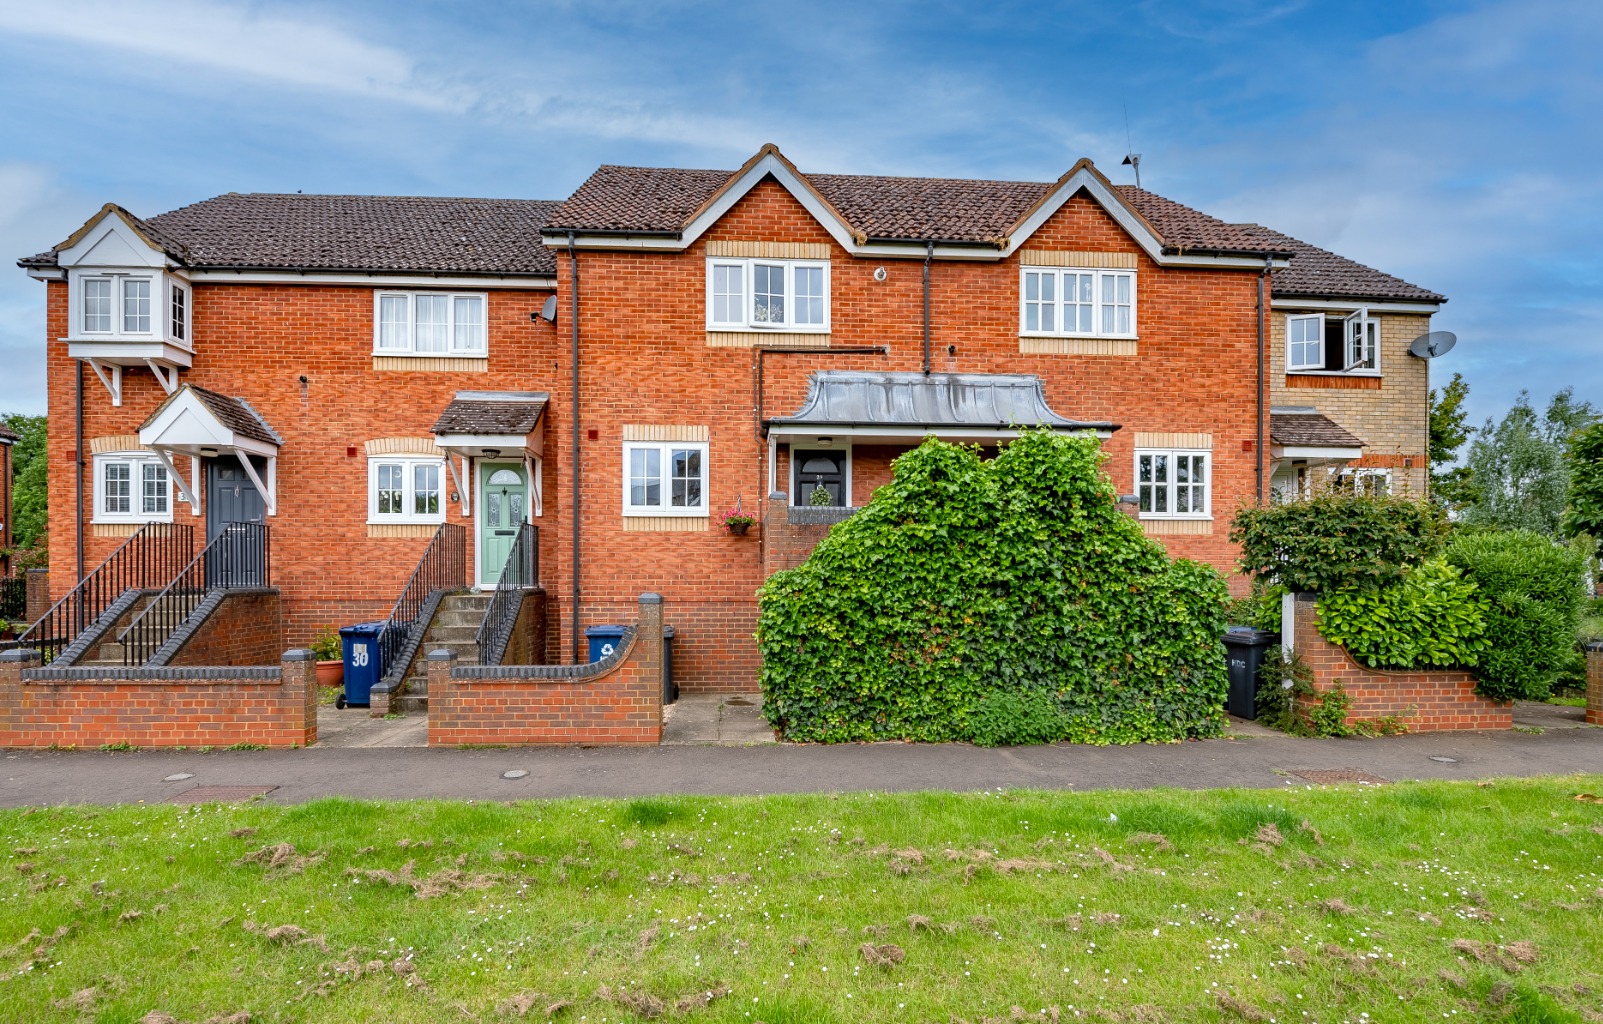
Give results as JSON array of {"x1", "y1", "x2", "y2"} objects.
[{"x1": 207, "y1": 458, "x2": 268, "y2": 587}]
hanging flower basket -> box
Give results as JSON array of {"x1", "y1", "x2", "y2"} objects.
[{"x1": 723, "y1": 499, "x2": 755, "y2": 536}]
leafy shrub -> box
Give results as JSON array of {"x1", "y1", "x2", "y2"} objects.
[
  {"x1": 1230, "y1": 493, "x2": 1447, "y2": 593},
  {"x1": 1254, "y1": 649, "x2": 1353, "y2": 737},
  {"x1": 309, "y1": 627, "x2": 341, "y2": 662},
  {"x1": 1445, "y1": 530, "x2": 1586, "y2": 701},
  {"x1": 757, "y1": 431, "x2": 1230, "y2": 745},
  {"x1": 1316, "y1": 559, "x2": 1490, "y2": 669},
  {"x1": 1224, "y1": 581, "x2": 1284, "y2": 631}
]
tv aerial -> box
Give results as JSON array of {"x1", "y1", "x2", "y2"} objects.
[{"x1": 1407, "y1": 331, "x2": 1456, "y2": 359}]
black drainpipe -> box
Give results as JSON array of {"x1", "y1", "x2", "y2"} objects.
[
  {"x1": 1256, "y1": 256, "x2": 1270, "y2": 504},
  {"x1": 75, "y1": 360, "x2": 85, "y2": 581},
  {"x1": 922, "y1": 241, "x2": 934, "y2": 375},
  {"x1": 568, "y1": 233, "x2": 582, "y2": 662}
]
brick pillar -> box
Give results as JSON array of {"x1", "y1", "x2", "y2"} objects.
[
  {"x1": 24, "y1": 569, "x2": 49, "y2": 627},
  {"x1": 1587, "y1": 642, "x2": 1603, "y2": 727},
  {"x1": 637, "y1": 593, "x2": 666, "y2": 737},
  {"x1": 282, "y1": 648, "x2": 318, "y2": 747},
  {"x1": 426, "y1": 648, "x2": 456, "y2": 746},
  {"x1": 0, "y1": 648, "x2": 41, "y2": 742}
]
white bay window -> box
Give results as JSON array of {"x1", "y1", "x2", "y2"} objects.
[
  {"x1": 706, "y1": 258, "x2": 829, "y2": 332},
  {"x1": 1020, "y1": 267, "x2": 1135, "y2": 338},
  {"x1": 374, "y1": 292, "x2": 488, "y2": 356}
]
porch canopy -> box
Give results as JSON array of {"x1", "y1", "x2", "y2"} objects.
[
  {"x1": 431, "y1": 390, "x2": 548, "y2": 516},
  {"x1": 1269, "y1": 407, "x2": 1364, "y2": 464},
  {"x1": 137, "y1": 384, "x2": 283, "y2": 515},
  {"x1": 764, "y1": 371, "x2": 1117, "y2": 446}
]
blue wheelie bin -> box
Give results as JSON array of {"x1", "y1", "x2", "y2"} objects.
[
  {"x1": 337, "y1": 621, "x2": 388, "y2": 709},
  {"x1": 586, "y1": 624, "x2": 628, "y2": 663}
]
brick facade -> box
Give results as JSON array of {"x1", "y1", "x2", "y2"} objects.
[
  {"x1": 1293, "y1": 594, "x2": 1511, "y2": 732},
  {"x1": 166, "y1": 590, "x2": 284, "y2": 666},
  {"x1": 0, "y1": 648, "x2": 318, "y2": 748},
  {"x1": 428, "y1": 594, "x2": 663, "y2": 745}
]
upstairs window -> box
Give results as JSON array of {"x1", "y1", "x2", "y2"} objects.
[
  {"x1": 368, "y1": 456, "x2": 446, "y2": 523},
  {"x1": 1286, "y1": 310, "x2": 1380, "y2": 374},
  {"x1": 706, "y1": 258, "x2": 829, "y2": 331},
  {"x1": 170, "y1": 283, "x2": 189, "y2": 342},
  {"x1": 623, "y1": 441, "x2": 709, "y2": 516},
  {"x1": 93, "y1": 453, "x2": 172, "y2": 524},
  {"x1": 1020, "y1": 267, "x2": 1136, "y2": 338},
  {"x1": 375, "y1": 292, "x2": 488, "y2": 356},
  {"x1": 1136, "y1": 449, "x2": 1210, "y2": 519},
  {"x1": 83, "y1": 278, "x2": 112, "y2": 332},
  {"x1": 76, "y1": 275, "x2": 172, "y2": 337},
  {"x1": 123, "y1": 278, "x2": 150, "y2": 332}
]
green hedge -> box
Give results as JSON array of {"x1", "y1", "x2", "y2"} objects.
[
  {"x1": 1445, "y1": 530, "x2": 1586, "y2": 701},
  {"x1": 757, "y1": 432, "x2": 1230, "y2": 746},
  {"x1": 1230, "y1": 492, "x2": 1446, "y2": 593},
  {"x1": 1316, "y1": 559, "x2": 1490, "y2": 669}
]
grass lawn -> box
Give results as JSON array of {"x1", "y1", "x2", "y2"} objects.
[{"x1": 1, "y1": 778, "x2": 1601, "y2": 1023}]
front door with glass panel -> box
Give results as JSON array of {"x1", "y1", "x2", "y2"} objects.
[
  {"x1": 792, "y1": 450, "x2": 846, "y2": 508},
  {"x1": 478, "y1": 463, "x2": 527, "y2": 587}
]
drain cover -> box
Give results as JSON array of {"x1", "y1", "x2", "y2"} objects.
[
  {"x1": 724, "y1": 698, "x2": 754, "y2": 707},
  {"x1": 1287, "y1": 768, "x2": 1391, "y2": 785},
  {"x1": 502, "y1": 770, "x2": 528, "y2": 780},
  {"x1": 169, "y1": 785, "x2": 278, "y2": 804}
]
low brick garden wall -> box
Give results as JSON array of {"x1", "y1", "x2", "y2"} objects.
[
  {"x1": 1293, "y1": 593, "x2": 1512, "y2": 732},
  {"x1": 1586, "y1": 643, "x2": 1603, "y2": 727},
  {"x1": 0, "y1": 649, "x2": 319, "y2": 749},
  {"x1": 428, "y1": 594, "x2": 664, "y2": 746}
]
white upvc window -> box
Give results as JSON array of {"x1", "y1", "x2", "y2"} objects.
[
  {"x1": 622, "y1": 441, "x2": 709, "y2": 516},
  {"x1": 373, "y1": 292, "x2": 488, "y2": 356},
  {"x1": 78, "y1": 274, "x2": 162, "y2": 336},
  {"x1": 368, "y1": 456, "x2": 447, "y2": 524},
  {"x1": 1135, "y1": 449, "x2": 1211, "y2": 519},
  {"x1": 1333, "y1": 466, "x2": 1392, "y2": 497},
  {"x1": 83, "y1": 277, "x2": 113, "y2": 333},
  {"x1": 1344, "y1": 308, "x2": 1379, "y2": 371},
  {"x1": 1286, "y1": 313, "x2": 1323, "y2": 371},
  {"x1": 92, "y1": 452, "x2": 173, "y2": 524},
  {"x1": 1019, "y1": 267, "x2": 1136, "y2": 338},
  {"x1": 705, "y1": 258, "x2": 830, "y2": 332},
  {"x1": 169, "y1": 281, "x2": 189, "y2": 343}
]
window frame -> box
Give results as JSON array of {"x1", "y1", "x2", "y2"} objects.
[
  {"x1": 367, "y1": 455, "x2": 448, "y2": 525},
  {"x1": 1283, "y1": 310, "x2": 1382, "y2": 376},
  {"x1": 1285, "y1": 313, "x2": 1324, "y2": 371},
  {"x1": 621, "y1": 440, "x2": 710, "y2": 518},
  {"x1": 74, "y1": 272, "x2": 167, "y2": 339},
  {"x1": 1134, "y1": 448, "x2": 1212, "y2": 520},
  {"x1": 169, "y1": 280, "x2": 189, "y2": 343},
  {"x1": 92, "y1": 452, "x2": 174, "y2": 525},
  {"x1": 1018, "y1": 266, "x2": 1138, "y2": 339},
  {"x1": 371, "y1": 291, "x2": 489, "y2": 357},
  {"x1": 1333, "y1": 466, "x2": 1392, "y2": 497},
  {"x1": 704, "y1": 258, "x2": 831, "y2": 333}
]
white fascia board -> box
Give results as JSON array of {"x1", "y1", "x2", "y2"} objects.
[
  {"x1": 185, "y1": 269, "x2": 556, "y2": 289},
  {"x1": 57, "y1": 216, "x2": 168, "y2": 269},
  {"x1": 1271, "y1": 297, "x2": 1442, "y2": 314},
  {"x1": 1271, "y1": 445, "x2": 1363, "y2": 461},
  {"x1": 1001, "y1": 169, "x2": 1164, "y2": 262},
  {"x1": 680, "y1": 153, "x2": 859, "y2": 251},
  {"x1": 65, "y1": 340, "x2": 194, "y2": 367},
  {"x1": 435, "y1": 433, "x2": 530, "y2": 452},
  {"x1": 24, "y1": 267, "x2": 65, "y2": 281}
]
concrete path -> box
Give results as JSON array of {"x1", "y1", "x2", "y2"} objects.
[
  {"x1": 662, "y1": 694, "x2": 776, "y2": 745},
  {"x1": 0, "y1": 702, "x2": 1595, "y2": 807}
]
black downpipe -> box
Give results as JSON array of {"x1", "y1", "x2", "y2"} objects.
[
  {"x1": 1256, "y1": 257, "x2": 1269, "y2": 504},
  {"x1": 922, "y1": 241, "x2": 934, "y2": 375},
  {"x1": 568, "y1": 233, "x2": 582, "y2": 663},
  {"x1": 75, "y1": 360, "x2": 85, "y2": 582}
]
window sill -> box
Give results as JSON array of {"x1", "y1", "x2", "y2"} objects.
[
  {"x1": 1019, "y1": 337, "x2": 1137, "y2": 356},
  {"x1": 622, "y1": 510, "x2": 710, "y2": 519},
  {"x1": 1286, "y1": 369, "x2": 1381, "y2": 377},
  {"x1": 372, "y1": 355, "x2": 488, "y2": 372}
]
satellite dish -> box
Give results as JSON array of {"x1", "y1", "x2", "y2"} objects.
[
  {"x1": 539, "y1": 295, "x2": 558, "y2": 322},
  {"x1": 1408, "y1": 331, "x2": 1456, "y2": 359}
]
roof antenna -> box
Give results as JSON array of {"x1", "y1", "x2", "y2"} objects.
[{"x1": 1120, "y1": 104, "x2": 1141, "y2": 189}]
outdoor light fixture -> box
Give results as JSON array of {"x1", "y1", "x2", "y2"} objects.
[
  {"x1": 199, "y1": 447, "x2": 219, "y2": 457},
  {"x1": 484, "y1": 448, "x2": 501, "y2": 458},
  {"x1": 816, "y1": 437, "x2": 833, "y2": 448}
]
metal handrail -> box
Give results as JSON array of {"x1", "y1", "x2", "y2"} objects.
[
  {"x1": 476, "y1": 522, "x2": 538, "y2": 665},
  {"x1": 378, "y1": 522, "x2": 467, "y2": 685},
  {"x1": 121, "y1": 522, "x2": 270, "y2": 666},
  {"x1": 16, "y1": 522, "x2": 194, "y2": 663}
]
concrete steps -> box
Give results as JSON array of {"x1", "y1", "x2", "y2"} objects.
[
  {"x1": 78, "y1": 593, "x2": 203, "y2": 667},
  {"x1": 394, "y1": 593, "x2": 491, "y2": 713}
]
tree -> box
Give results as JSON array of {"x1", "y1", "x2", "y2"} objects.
[
  {"x1": 3, "y1": 413, "x2": 46, "y2": 551},
  {"x1": 1562, "y1": 422, "x2": 1603, "y2": 543},
  {"x1": 1463, "y1": 389, "x2": 1597, "y2": 534},
  {"x1": 1428, "y1": 372, "x2": 1475, "y2": 512}
]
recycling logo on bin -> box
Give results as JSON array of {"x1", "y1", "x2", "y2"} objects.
[{"x1": 598, "y1": 641, "x2": 616, "y2": 658}]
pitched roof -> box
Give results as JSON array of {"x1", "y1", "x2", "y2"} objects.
[
  {"x1": 184, "y1": 385, "x2": 284, "y2": 446},
  {"x1": 0, "y1": 420, "x2": 19, "y2": 444},
  {"x1": 1112, "y1": 187, "x2": 1290, "y2": 257},
  {"x1": 22, "y1": 194, "x2": 561, "y2": 277},
  {"x1": 432, "y1": 391, "x2": 549, "y2": 436},
  {"x1": 766, "y1": 371, "x2": 1116, "y2": 433},
  {"x1": 1240, "y1": 224, "x2": 1444, "y2": 303},
  {"x1": 1269, "y1": 410, "x2": 1365, "y2": 449}
]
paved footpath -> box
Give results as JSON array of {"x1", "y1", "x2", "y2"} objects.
[{"x1": 2, "y1": 702, "x2": 1596, "y2": 807}]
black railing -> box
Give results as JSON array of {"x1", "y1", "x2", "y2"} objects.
[
  {"x1": 476, "y1": 522, "x2": 538, "y2": 666},
  {"x1": 378, "y1": 522, "x2": 467, "y2": 685},
  {"x1": 16, "y1": 522, "x2": 194, "y2": 663},
  {"x1": 122, "y1": 522, "x2": 270, "y2": 666},
  {"x1": 0, "y1": 575, "x2": 25, "y2": 622}
]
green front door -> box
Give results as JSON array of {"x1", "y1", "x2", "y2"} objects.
[{"x1": 479, "y1": 463, "x2": 527, "y2": 586}]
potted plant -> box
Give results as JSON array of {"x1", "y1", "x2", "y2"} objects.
[
  {"x1": 722, "y1": 499, "x2": 756, "y2": 536},
  {"x1": 310, "y1": 626, "x2": 343, "y2": 688},
  {"x1": 808, "y1": 484, "x2": 834, "y2": 507}
]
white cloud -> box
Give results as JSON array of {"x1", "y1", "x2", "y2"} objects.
[{"x1": 0, "y1": 0, "x2": 473, "y2": 111}]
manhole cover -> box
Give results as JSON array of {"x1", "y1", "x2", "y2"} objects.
[
  {"x1": 502, "y1": 770, "x2": 528, "y2": 780},
  {"x1": 169, "y1": 785, "x2": 278, "y2": 804},
  {"x1": 724, "y1": 698, "x2": 754, "y2": 707},
  {"x1": 1287, "y1": 768, "x2": 1391, "y2": 785}
]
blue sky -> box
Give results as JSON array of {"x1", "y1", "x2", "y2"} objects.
[{"x1": 0, "y1": 0, "x2": 1597, "y2": 431}]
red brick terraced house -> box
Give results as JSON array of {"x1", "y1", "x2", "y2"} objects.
[{"x1": 14, "y1": 144, "x2": 1447, "y2": 697}]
